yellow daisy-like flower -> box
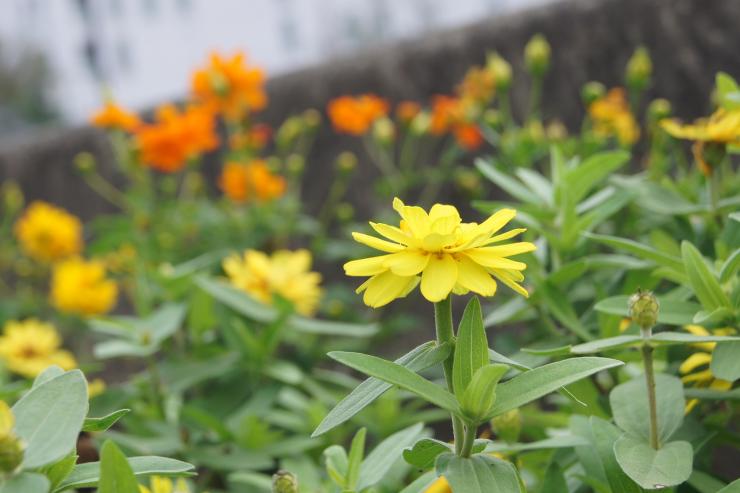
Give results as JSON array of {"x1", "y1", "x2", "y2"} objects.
[
  {"x1": 139, "y1": 476, "x2": 190, "y2": 493},
  {"x1": 0, "y1": 319, "x2": 77, "y2": 378},
  {"x1": 425, "y1": 477, "x2": 451, "y2": 493},
  {"x1": 50, "y1": 258, "x2": 118, "y2": 316},
  {"x1": 679, "y1": 324, "x2": 735, "y2": 413},
  {"x1": 223, "y1": 249, "x2": 323, "y2": 316},
  {"x1": 344, "y1": 198, "x2": 535, "y2": 307},
  {"x1": 14, "y1": 201, "x2": 83, "y2": 263}
]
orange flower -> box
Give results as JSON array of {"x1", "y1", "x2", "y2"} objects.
[
  {"x1": 219, "y1": 160, "x2": 286, "y2": 203},
  {"x1": 135, "y1": 104, "x2": 219, "y2": 173},
  {"x1": 327, "y1": 94, "x2": 389, "y2": 135},
  {"x1": 588, "y1": 87, "x2": 640, "y2": 146},
  {"x1": 90, "y1": 101, "x2": 140, "y2": 131},
  {"x1": 230, "y1": 123, "x2": 272, "y2": 151},
  {"x1": 192, "y1": 51, "x2": 267, "y2": 121},
  {"x1": 396, "y1": 101, "x2": 421, "y2": 123},
  {"x1": 457, "y1": 66, "x2": 496, "y2": 106},
  {"x1": 454, "y1": 123, "x2": 483, "y2": 151},
  {"x1": 430, "y1": 95, "x2": 462, "y2": 135}
]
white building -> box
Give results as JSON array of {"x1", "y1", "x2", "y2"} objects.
[{"x1": 0, "y1": 0, "x2": 549, "y2": 122}]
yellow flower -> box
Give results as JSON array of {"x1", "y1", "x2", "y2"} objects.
[
  {"x1": 425, "y1": 477, "x2": 451, "y2": 493},
  {"x1": 344, "y1": 198, "x2": 535, "y2": 307},
  {"x1": 0, "y1": 319, "x2": 76, "y2": 378},
  {"x1": 679, "y1": 324, "x2": 735, "y2": 413},
  {"x1": 139, "y1": 476, "x2": 190, "y2": 493},
  {"x1": 14, "y1": 201, "x2": 83, "y2": 263},
  {"x1": 223, "y1": 249, "x2": 323, "y2": 316},
  {"x1": 50, "y1": 258, "x2": 118, "y2": 316},
  {"x1": 0, "y1": 401, "x2": 23, "y2": 473},
  {"x1": 88, "y1": 378, "x2": 106, "y2": 399},
  {"x1": 588, "y1": 88, "x2": 640, "y2": 146}
]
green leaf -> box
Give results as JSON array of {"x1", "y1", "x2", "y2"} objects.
[
  {"x1": 538, "y1": 281, "x2": 594, "y2": 340},
  {"x1": 488, "y1": 357, "x2": 623, "y2": 418},
  {"x1": 435, "y1": 453, "x2": 524, "y2": 493},
  {"x1": 98, "y1": 441, "x2": 141, "y2": 493},
  {"x1": 688, "y1": 470, "x2": 727, "y2": 493},
  {"x1": 403, "y1": 438, "x2": 453, "y2": 469},
  {"x1": 197, "y1": 277, "x2": 377, "y2": 337},
  {"x1": 484, "y1": 435, "x2": 588, "y2": 454},
  {"x1": 32, "y1": 365, "x2": 65, "y2": 388},
  {"x1": 565, "y1": 150, "x2": 630, "y2": 204},
  {"x1": 651, "y1": 332, "x2": 740, "y2": 345},
  {"x1": 453, "y1": 297, "x2": 489, "y2": 398},
  {"x1": 83, "y1": 409, "x2": 131, "y2": 433},
  {"x1": 488, "y1": 349, "x2": 530, "y2": 372},
  {"x1": 42, "y1": 453, "x2": 78, "y2": 490},
  {"x1": 570, "y1": 416, "x2": 643, "y2": 493},
  {"x1": 571, "y1": 336, "x2": 642, "y2": 354},
  {"x1": 538, "y1": 461, "x2": 568, "y2": 493},
  {"x1": 681, "y1": 241, "x2": 730, "y2": 312},
  {"x1": 718, "y1": 479, "x2": 740, "y2": 493},
  {"x1": 585, "y1": 233, "x2": 685, "y2": 273},
  {"x1": 313, "y1": 341, "x2": 451, "y2": 436},
  {"x1": 399, "y1": 471, "x2": 437, "y2": 493},
  {"x1": 0, "y1": 473, "x2": 50, "y2": 493},
  {"x1": 594, "y1": 295, "x2": 701, "y2": 325},
  {"x1": 614, "y1": 436, "x2": 693, "y2": 489},
  {"x1": 572, "y1": 332, "x2": 740, "y2": 354},
  {"x1": 719, "y1": 248, "x2": 740, "y2": 283},
  {"x1": 346, "y1": 428, "x2": 366, "y2": 489},
  {"x1": 12, "y1": 370, "x2": 88, "y2": 469},
  {"x1": 357, "y1": 423, "x2": 423, "y2": 491},
  {"x1": 55, "y1": 456, "x2": 195, "y2": 491},
  {"x1": 710, "y1": 341, "x2": 740, "y2": 382},
  {"x1": 461, "y1": 364, "x2": 509, "y2": 422},
  {"x1": 324, "y1": 445, "x2": 348, "y2": 487},
  {"x1": 328, "y1": 352, "x2": 461, "y2": 415},
  {"x1": 475, "y1": 158, "x2": 543, "y2": 204},
  {"x1": 610, "y1": 373, "x2": 684, "y2": 444}
]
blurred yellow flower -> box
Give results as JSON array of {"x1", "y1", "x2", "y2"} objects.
[
  {"x1": 344, "y1": 198, "x2": 535, "y2": 307},
  {"x1": 88, "y1": 378, "x2": 107, "y2": 399},
  {"x1": 661, "y1": 108, "x2": 740, "y2": 175},
  {"x1": 50, "y1": 258, "x2": 118, "y2": 316},
  {"x1": 218, "y1": 160, "x2": 286, "y2": 203},
  {"x1": 90, "y1": 101, "x2": 141, "y2": 131},
  {"x1": 588, "y1": 87, "x2": 640, "y2": 146},
  {"x1": 0, "y1": 400, "x2": 23, "y2": 473},
  {"x1": 679, "y1": 324, "x2": 735, "y2": 413},
  {"x1": 139, "y1": 476, "x2": 190, "y2": 493},
  {"x1": 0, "y1": 319, "x2": 76, "y2": 378},
  {"x1": 14, "y1": 201, "x2": 83, "y2": 263},
  {"x1": 223, "y1": 249, "x2": 323, "y2": 316},
  {"x1": 425, "y1": 477, "x2": 451, "y2": 493}
]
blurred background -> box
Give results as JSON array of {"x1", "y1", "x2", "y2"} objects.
[{"x1": 0, "y1": 0, "x2": 550, "y2": 133}]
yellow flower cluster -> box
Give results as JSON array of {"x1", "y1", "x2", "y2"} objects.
[
  {"x1": 223, "y1": 249, "x2": 323, "y2": 316},
  {"x1": 51, "y1": 258, "x2": 118, "y2": 316},
  {"x1": 0, "y1": 319, "x2": 76, "y2": 378},
  {"x1": 14, "y1": 201, "x2": 83, "y2": 263},
  {"x1": 588, "y1": 88, "x2": 640, "y2": 146},
  {"x1": 344, "y1": 198, "x2": 535, "y2": 307}
]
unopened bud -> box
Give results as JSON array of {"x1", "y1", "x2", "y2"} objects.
[
  {"x1": 286, "y1": 154, "x2": 305, "y2": 176},
  {"x1": 483, "y1": 109, "x2": 502, "y2": 129},
  {"x1": 75, "y1": 152, "x2": 97, "y2": 174},
  {"x1": 490, "y1": 408, "x2": 522, "y2": 444},
  {"x1": 276, "y1": 116, "x2": 303, "y2": 149},
  {"x1": 336, "y1": 202, "x2": 354, "y2": 222},
  {"x1": 373, "y1": 117, "x2": 395, "y2": 145},
  {"x1": 546, "y1": 120, "x2": 568, "y2": 141},
  {"x1": 648, "y1": 98, "x2": 672, "y2": 123},
  {"x1": 628, "y1": 290, "x2": 659, "y2": 333},
  {"x1": 410, "y1": 112, "x2": 431, "y2": 135},
  {"x1": 302, "y1": 108, "x2": 322, "y2": 130},
  {"x1": 1, "y1": 181, "x2": 24, "y2": 214},
  {"x1": 581, "y1": 81, "x2": 606, "y2": 106},
  {"x1": 336, "y1": 152, "x2": 357, "y2": 174},
  {"x1": 0, "y1": 402, "x2": 23, "y2": 474},
  {"x1": 626, "y1": 46, "x2": 652, "y2": 91},
  {"x1": 486, "y1": 52, "x2": 512, "y2": 91},
  {"x1": 272, "y1": 470, "x2": 299, "y2": 493},
  {"x1": 524, "y1": 34, "x2": 551, "y2": 76}
]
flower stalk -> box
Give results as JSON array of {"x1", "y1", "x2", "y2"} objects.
[
  {"x1": 630, "y1": 290, "x2": 660, "y2": 450},
  {"x1": 434, "y1": 297, "x2": 465, "y2": 455}
]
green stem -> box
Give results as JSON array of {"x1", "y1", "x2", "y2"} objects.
[
  {"x1": 640, "y1": 331, "x2": 660, "y2": 450},
  {"x1": 147, "y1": 356, "x2": 166, "y2": 419},
  {"x1": 460, "y1": 423, "x2": 477, "y2": 458},
  {"x1": 434, "y1": 297, "x2": 465, "y2": 455}
]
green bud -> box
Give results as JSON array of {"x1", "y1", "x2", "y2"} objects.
[
  {"x1": 74, "y1": 152, "x2": 97, "y2": 175},
  {"x1": 0, "y1": 435, "x2": 23, "y2": 474},
  {"x1": 266, "y1": 156, "x2": 282, "y2": 173},
  {"x1": 647, "y1": 98, "x2": 672, "y2": 123},
  {"x1": 410, "y1": 111, "x2": 431, "y2": 135},
  {"x1": 546, "y1": 120, "x2": 568, "y2": 141},
  {"x1": 336, "y1": 152, "x2": 358, "y2": 174},
  {"x1": 372, "y1": 117, "x2": 395, "y2": 145},
  {"x1": 524, "y1": 34, "x2": 551, "y2": 76},
  {"x1": 490, "y1": 408, "x2": 522, "y2": 444},
  {"x1": 460, "y1": 364, "x2": 509, "y2": 423},
  {"x1": 336, "y1": 202, "x2": 355, "y2": 222},
  {"x1": 276, "y1": 116, "x2": 303, "y2": 149},
  {"x1": 482, "y1": 109, "x2": 502, "y2": 129},
  {"x1": 286, "y1": 154, "x2": 305, "y2": 176},
  {"x1": 628, "y1": 289, "x2": 659, "y2": 333},
  {"x1": 581, "y1": 81, "x2": 606, "y2": 106},
  {"x1": 486, "y1": 52, "x2": 512, "y2": 91},
  {"x1": 455, "y1": 169, "x2": 482, "y2": 194},
  {"x1": 272, "y1": 470, "x2": 299, "y2": 493},
  {"x1": 302, "y1": 108, "x2": 322, "y2": 129},
  {"x1": 626, "y1": 46, "x2": 652, "y2": 90},
  {"x1": 1, "y1": 181, "x2": 24, "y2": 215}
]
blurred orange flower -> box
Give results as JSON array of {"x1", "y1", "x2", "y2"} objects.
[
  {"x1": 192, "y1": 51, "x2": 267, "y2": 121},
  {"x1": 457, "y1": 65, "x2": 496, "y2": 106},
  {"x1": 135, "y1": 104, "x2": 219, "y2": 173},
  {"x1": 430, "y1": 95, "x2": 483, "y2": 150},
  {"x1": 396, "y1": 101, "x2": 422, "y2": 123},
  {"x1": 219, "y1": 160, "x2": 286, "y2": 203},
  {"x1": 589, "y1": 87, "x2": 640, "y2": 146},
  {"x1": 453, "y1": 123, "x2": 484, "y2": 151},
  {"x1": 327, "y1": 94, "x2": 389, "y2": 135},
  {"x1": 90, "y1": 101, "x2": 141, "y2": 131},
  {"x1": 230, "y1": 123, "x2": 273, "y2": 151}
]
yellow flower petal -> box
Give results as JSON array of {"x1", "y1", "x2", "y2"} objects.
[
  {"x1": 473, "y1": 242, "x2": 537, "y2": 258},
  {"x1": 351, "y1": 232, "x2": 404, "y2": 253},
  {"x1": 463, "y1": 250, "x2": 527, "y2": 270},
  {"x1": 384, "y1": 251, "x2": 430, "y2": 276},
  {"x1": 684, "y1": 324, "x2": 710, "y2": 336},
  {"x1": 479, "y1": 228, "x2": 527, "y2": 246},
  {"x1": 362, "y1": 271, "x2": 418, "y2": 307},
  {"x1": 425, "y1": 477, "x2": 451, "y2": 493},
  {"x1": 476, "y1": 208, "x2": 516, "y2": 235},
  {"x1": 370, "y1": 222, "x2": 415, "y2": 246},
  {"x1": 679, "y1": 352, "x2": 712, "y2": 374},
  {"x1": 490, "y1": 268, "x2": 530, "y2": 297},
  {"x1": 344, "y1": 256, "x2": 390, "y2": 276},
  {"x1": 420, "y1": 254, "x2": 458, "y2": 302},
  {"x1": 393, "y1": 197, "x2": 430, "y2": 237},
  {"x1": 681, "y1": 369, "x2": 713, "y2": 384},
  {"x1": 456, "y1": 256, "x2": 497, "y2": 297}
]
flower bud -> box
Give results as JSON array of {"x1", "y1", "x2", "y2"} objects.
[
  {"x1": 524, "y1": 34, "x2": 551, "y2": 76},
  {"x1": 486, "y1": 52, "x2": 512, "y2": 91},
  {"x1": 286, "y1": 154, "x2": 305, "y2": 177},
  {"x1": 335, "y1": 152, "x2": 358, "y2": 174},
  {"x1": 626, "y1": 46, "x2": 652, "y2": 91},
  {"x1": 276, "y1": 116, "x2": 303, "y2": 149},
  {"x1": 546, "y1": 120, "x2": 568, "y2": 141},
  {"x1": 336, "y1": 202, "x2": 354, "y2": 222},
  {"x1": 1, "y1": 181, "x2": 24, "y2": 215},
  {"x1": 628, "y1": 289, "x2": 659, "y2": 333},
  {"x1": 482, "y1": 109, "x2": 502, "y2": 129},
  {"x1": 302, "y1": 108, "x2": 322, "y2": 130},
  {"x1": 647, "y1": 98, "x2": 672, "y2": 123},
  {"x1": 0, "y1": 402, "x2": 23, "y2": 474},
  {"x1": 74, "y1": 152, "x2": 97, "y2": 175},
  {"x1": 581, "y1": 81, "x2": 606, "y2": 106},
  {"x1": 410, "y1": 111, "x2": 431, "y2": 136},
  {"x1": 272, "y1": 470, "x2": 299, "y2": 493},
  {"x1": 490, "y1": 408, "x2": 522, "y2": 444},
  {"x1": 372, "y1": 117, "x2": 395, "y2": 146}
]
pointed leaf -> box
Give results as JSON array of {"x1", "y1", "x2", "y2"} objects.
[
  {"x1": 681, "y1": 241, "x2": 730, "y2": 311},
  {"x1": 356, "y1": 423, "x2": 423, "y2": 490},
  {"x1": 83, "y1": 409, "x2": 131, "y2": 433},
  {"x1": 453, "y1": 297, "x2": 489, "y2": 398},
  {"x1": 55, "y1": 456, "x2": 195, "y2": 491},
  {"x1": 403, "y1": 438, "x2": 453, "y2": 469},
  {"x1": 710, "y1": 341, "x2": 740, "y2": 382},
  {"x1": 594, "y1": 295, "x2": 701, "y2": 325},
  {"x1": 98, "y1": 441, "x2": 140, "y2": 493}
]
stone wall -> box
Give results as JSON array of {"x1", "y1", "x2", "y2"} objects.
[{"x1": 1, "y1": 0, "x2": 738, "y2": 219}]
